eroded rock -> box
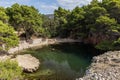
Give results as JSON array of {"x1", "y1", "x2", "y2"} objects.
[
  {"x1": 80, "y1": 51, "x2": 120, "y2": 80},
  {"x1": 15, "y1": 54, "x2": 40, "y2": 72}
]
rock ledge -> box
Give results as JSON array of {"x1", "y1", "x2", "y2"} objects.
[
  {"x1": 78, "y1": 51, "x2": 120, "y2": 80},
  {"x1": 15, "y1": 54, "x2": 40, "y2": 72}
]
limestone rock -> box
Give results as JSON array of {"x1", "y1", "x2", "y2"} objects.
[
  {"x1": 15, "y1": 54, "x2": 40, "y2": 72},
  {"x1": 80, "y1": 51, "x2": 120, "y2": 80}
]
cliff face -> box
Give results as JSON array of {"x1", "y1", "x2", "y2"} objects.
[
  {"x1": 84, "y1": 33, "x2": 109, "y2": 45},
  {"x1": 78, "y1": 51, "x2": 120, "y2": 80}
]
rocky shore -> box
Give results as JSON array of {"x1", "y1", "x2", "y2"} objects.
[
  {"x1": 8, "y1": 38, "x2": 80, "y2": 54},
  {"x1": 0, "y1": 53, "x2": 40, "y2": 73},
  {"x1": 78, "y1": 51, "x2": 120, "y2": 80}
]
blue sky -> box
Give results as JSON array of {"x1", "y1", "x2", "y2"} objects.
[{"x1": 0, "y1": 0, "x2": 93, "y2": 14}]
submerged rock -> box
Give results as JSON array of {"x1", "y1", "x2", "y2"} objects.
[
  {"x1": 80, "y1": 51, "x2": 120, "y2": 80},
  {"x1": 15, "y1": 54, "x2": 40, "y2": 72}
]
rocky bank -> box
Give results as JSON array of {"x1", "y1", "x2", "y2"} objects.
[
  {"x1": 0, "y1": 53, "x2": 40, "y2": 73},
  {"x1": 78, "y1": 51, "x2": 120, "y2": 80},
  {"x1": 8, "y1": 38, "x2": 80, "y2": 54}
]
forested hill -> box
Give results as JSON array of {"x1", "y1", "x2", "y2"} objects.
[
  {"x1": 45, "y1": 14, "x2": 54, "y2": 19},
  {"x1": 1, "y1": 0, "x2": 120, "y2": 51}
]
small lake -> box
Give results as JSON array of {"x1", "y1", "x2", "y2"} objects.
[{"x1": 21, "y1": 42, "x2": 96, "y2": 80}]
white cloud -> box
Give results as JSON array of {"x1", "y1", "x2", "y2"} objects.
[
  {"x1": 57, "y1": 0, "x2": 92, "y2": 10},
  {"x1": 40, "y1": 3, "x2": 57, "y2": 11},
  {"x1": 0, "y1": 0, "x2": 32, "y2": 7},
  {"x1": 34, "y1": 1, "x2": 58, "y2": 14},
  {"x1": 0, "y1": 1, "x2": 14, "y2": 7},
  {"x1": 39, "y1": 5, "x2": 58, "y2": 14}
]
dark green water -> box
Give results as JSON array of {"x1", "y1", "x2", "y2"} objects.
[{"x1": 21, "y1": 42, "x2": 95, "y2": 80}]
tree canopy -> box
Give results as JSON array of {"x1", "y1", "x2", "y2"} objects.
[
  {"x1": 0, "y1": 7, "x2": 18, "y2": 50},
  {"x1": 6, "y1": 3, "x2": 43, "y2": 40},
  {"x1": 0, "y1": 59, "x2": 23, "y2": 80},
  {"x1": 0, "y1": 7, "x2": 9, "y2": 23},
  {"x1": 0, "y1": 21, "x2": 19, "y2": 50},
  {"x1": 53, "y1": 0, "x2": 120, "y2": 50}
]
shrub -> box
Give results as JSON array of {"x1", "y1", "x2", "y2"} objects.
[{"x1": 0, "y1": 59, "x2": 23, "y2": 80}]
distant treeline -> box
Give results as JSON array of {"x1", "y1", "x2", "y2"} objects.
[{"x1": 1, "y1": 0, "x2": 120, "y2": 50}]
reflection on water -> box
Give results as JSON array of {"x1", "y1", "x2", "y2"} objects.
[
  {"x1": 42, "y1": 60, "x2": 82, "y2": 80},
  {"x1": 22, "y1": 42, "x2": 94, "y2": 80}
]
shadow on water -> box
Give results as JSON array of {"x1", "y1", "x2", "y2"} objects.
[{"x1": 22, "y1": 42, "x2": 101, "y2": 80}]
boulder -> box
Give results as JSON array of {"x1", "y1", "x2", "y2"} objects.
[{"x1": 15, "y1": 54, "x2": 40, "y2": 72}]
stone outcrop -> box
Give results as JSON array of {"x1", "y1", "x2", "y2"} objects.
[
  {"x1": 15, "y1": 54, "x2": 40, "y2": 72},
  {"x1": 78, "y1": 51, "x2": 120, "y2": 80}
]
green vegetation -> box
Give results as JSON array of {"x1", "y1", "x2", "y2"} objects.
[
  {"x1": 0, "y1": 6, "x2": 18, "y2": 50},
  {"x1": 0, "y1": 59, "x2": 23, "y2": 80},
  {"x1": 42, "y1": 14, "x2": 58, "y2": 38},
  {"x1": 6, "y1": 3, "x2": 43, "y2": 39},
  {"x1": 53, "y1": 0, "x2": 120, "y2": 50},
  {"x1": 0, "y1": 21, "x2": 19, "y2": 50},
  {"x1": 0, "y1": 7, "x2": 9, "y2": 23},
  {"x1": 0, "y1": 0, "x2": 120, "y2": 51},
  {"x1": 1, "y1": 0, "x2": 120, "y2": 79}
]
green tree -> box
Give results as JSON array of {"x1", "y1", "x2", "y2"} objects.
[
  {"x1": 0, "y1": 59, "x2": 23, "y2": 80},
  {"x1": 81, "y1": 3, "x2": 109, "y2": 43},
  {"x1": 0, "y1": 7, "x2": 9, "y2": 23},
  {"x1": 95, "y1": 16, "x2": 118, "y2": 50},
  {"x1": 54, "y1": 7, "x2": 70, "y2": 37},
  {"x1": 68, "y1": 6, "x2": 86, "y2": 38},
  {"x1": 0, "y1": 21, "x2": 19, "y2": 50},
  {"x1": 52, "y1": 0, "x2": 120, "y2": 50},
  {"x1": 102, "y1": 0, "x2": 120, "y2": 23},
  {"x1": 42, "y1": 15, "x2": 58, "y2": 37},
  {"x1": 6, "y1": 3, "x2": 43, "y2": 40}
]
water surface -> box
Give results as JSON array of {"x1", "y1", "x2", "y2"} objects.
[{"x1": 21, "y1": 42, "x2": 94, "y2": 80}]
